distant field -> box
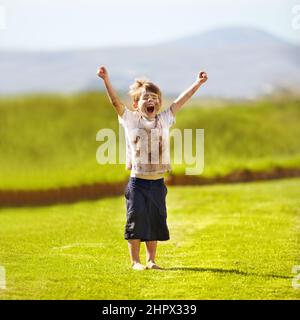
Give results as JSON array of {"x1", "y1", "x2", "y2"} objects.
[
  {"x1": 0, "y1": 177, "x2": 299, "y2": 299},
  {"x1": 0, "y1": 93, "x2": 300, "y2": 190}
]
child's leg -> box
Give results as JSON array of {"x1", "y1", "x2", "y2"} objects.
[
  {"x1": 145, "y1": 241, "x2": 157, "y2": 263},
  {"x1": 128, "y1": 239, "x2": 142, "y2": 264},
  {"x1": 145, "y1": 241, "x2": 163, "y2": 269}
]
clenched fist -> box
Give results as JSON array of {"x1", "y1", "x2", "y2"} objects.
[
  {"x1": 197, "y1": 71, "x2": 208, "y2": 84},
  {"x1": 97, "y1": 66, "x2": 108, "y2": 80}
]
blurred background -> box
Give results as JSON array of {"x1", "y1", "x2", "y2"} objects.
[{"x1": 0, "y1": 0, "x2": 299, "y2": 202}]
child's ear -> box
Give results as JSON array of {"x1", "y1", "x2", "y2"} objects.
[{"x1": 133, "y1": 101, "x2": 138, "y2": 109}]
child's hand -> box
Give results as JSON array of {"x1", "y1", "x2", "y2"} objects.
[
  {"x1": 197, "y1": 71, "x2": 208, "y2": 84},
  {"x1": 97, "y1": 66, "x2": 108, "y2": 80}
]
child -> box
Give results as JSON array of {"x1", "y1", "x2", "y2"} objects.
[{"x1": 97, "y1": 66, "x2": 208, "y2": 270}]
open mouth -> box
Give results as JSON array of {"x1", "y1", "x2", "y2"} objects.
[{"x1": 146, "y1": 106, "x2": 155, "y2": 113}]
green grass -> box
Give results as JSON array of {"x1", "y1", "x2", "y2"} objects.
[
  {"x1": 0, "y1": 93, "x2": 300, "y2": 190},
  {"x1": 0, "y1": 177, "x2": 299, "y2": 299}
]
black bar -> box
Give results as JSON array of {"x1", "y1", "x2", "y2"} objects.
[{"x1": 0, "y1": 300, "x2": 299, "y2": 319}]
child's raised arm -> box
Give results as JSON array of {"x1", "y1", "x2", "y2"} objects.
[
  {"x1": 97, "y1": 66, "x2": 125, "y2": 117},
  {"x1": 170, "y1": 71, "x2": 208, "y2": 115}
]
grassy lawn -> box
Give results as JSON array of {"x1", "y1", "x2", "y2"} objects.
[
  {"x1": 0, "y1": 177, "x2": 299, "y2": 299},
  {"x1": 0, "y1": 93, "x2": 300, "y2": 190}
]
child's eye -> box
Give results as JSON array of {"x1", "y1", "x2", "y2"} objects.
[{"x1": 142, "y1": 94, "x2": 158, "y2": 100}]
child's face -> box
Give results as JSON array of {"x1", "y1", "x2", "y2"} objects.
[{"x1": 136, "y1": 88, "x2": 161, "y2": 120}]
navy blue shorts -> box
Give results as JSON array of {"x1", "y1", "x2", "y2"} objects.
[{"x1": 124, "y1": 177, "x2": 170, "y2": 242}]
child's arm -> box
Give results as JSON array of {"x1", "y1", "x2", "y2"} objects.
[
  {"x1": 170, "y1": 71, "x2": 208, "y2": 115},
  {"x1": 97, "y1": 66, "x2": 125, "y2": 117}
]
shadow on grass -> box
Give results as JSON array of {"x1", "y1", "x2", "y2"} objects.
[{"x1": 164, "y1": 267, "x2": 292, "y2": 279}]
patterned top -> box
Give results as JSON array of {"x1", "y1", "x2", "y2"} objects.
[{"x1": 118, "y1": 107, "x2": 176, "y2": 175}]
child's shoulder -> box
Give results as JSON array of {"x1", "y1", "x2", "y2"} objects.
[
  {"x1": 158, "y1": 106, "x2": 176, "y2": 127},
  {"x1": 118, "y1": 107, "x2": 140, "y2": 125}
]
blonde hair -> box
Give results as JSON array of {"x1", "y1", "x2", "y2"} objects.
[{"x1": 128, "y1": 79, "x2": 162, "y2": 104}]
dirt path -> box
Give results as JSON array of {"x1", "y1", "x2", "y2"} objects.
[{"x1": 1, "y1": 167, "x2": 300, "y2": 207}]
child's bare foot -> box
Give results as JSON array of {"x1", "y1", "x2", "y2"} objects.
[
  {"x1": 132, "y1": 262, "x2": 146, "y2": 271},
  {"x1": 146, "y1": 261, "x2": 163, "y2": 270}
]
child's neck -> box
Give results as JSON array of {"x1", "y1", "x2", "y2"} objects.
[
  {"x1": 141, "y1": 113, "x2": 157, "y2": 122},
  {"x1": 143, "y1": 116, "x2": 155, "y2": 122}
]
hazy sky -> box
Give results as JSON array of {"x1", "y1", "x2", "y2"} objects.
[{"x1": 0, "y1": 0, "x2": 299, "y2": 50}]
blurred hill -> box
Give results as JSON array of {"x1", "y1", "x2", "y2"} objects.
[{"x1": 1, "y1": 26, "x2": 300, "y2": 98}]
